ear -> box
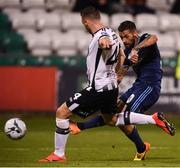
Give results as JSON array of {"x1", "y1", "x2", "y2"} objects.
[
  {"x1": 133, "y1": 32, "x2": 139, "y2": 45},
  {"x1": 82, "y1": 17, "x2": 89, "y2": 22},
  {"x1": 133, "y1": 32, "x2": 138, "y2": 39}
]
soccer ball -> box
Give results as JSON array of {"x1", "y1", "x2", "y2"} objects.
[{"x1": 4, "y1": 118, "x2": 27, "y2": 140}]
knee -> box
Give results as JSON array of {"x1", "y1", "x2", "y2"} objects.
[
  {"x1": 119, "y1": 125, "x2": 134, "y2": 135},
  {"x1": 103, "y1": 115, "x2": 117, "y2": 126},
  {"x1": 102, "y1": 118, "x2": 111, "y2": 126},
  {"x1": 106, "y1": 121, "x2": 115, "y2": 126},
  {"x1": 56, "y1": 103, "x2": 72, "y2": 119},
  {"x1": 110, "y1": 114, "x2": 118, "y2": 126}
]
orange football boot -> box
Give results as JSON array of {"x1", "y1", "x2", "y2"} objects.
[
  {"x1": 152, "y1": 112, "x2": 175, "y2": 136},
  {"x1": 38, "y1": 152, "x2": 66, "y2": 163}
]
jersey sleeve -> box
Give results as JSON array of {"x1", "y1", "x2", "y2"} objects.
[
  {"x1": 138, "y1": 33, "x2": 158, "y2": 63},
  {"x1": 139, "y1": 33, "x2": 151, "y2": 42}
]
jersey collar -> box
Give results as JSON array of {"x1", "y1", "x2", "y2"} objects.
[{"x1": 93, "y1": 27, "x2": 109, "y2": 36}]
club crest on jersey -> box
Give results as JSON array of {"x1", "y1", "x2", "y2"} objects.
[{"x1": 101, "y1": 32, "x2": 108, "y2": 36}]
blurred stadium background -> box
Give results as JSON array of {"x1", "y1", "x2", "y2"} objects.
[{"x1": 0, "y1": 0, "x2": 180, "y2": 167}]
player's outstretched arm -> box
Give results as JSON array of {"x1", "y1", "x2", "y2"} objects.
[{"x1": 134, "y1": 34, "x2": 158, "y2": 51}]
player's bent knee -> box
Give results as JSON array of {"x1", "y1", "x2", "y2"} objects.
[
  {"x1": 102, "y1": 114, "x2": 117, "y2": 126},
  {"x1": 110, "y1": 115, "x2": 118, "y2": 126},
  {"x1": 119, "y1": 125, "x2": 135, "y2": 135},
  {"x1": 102, "y1": 114, "x2": 114, "y2": 126},
  {"x1": 56, "y1": 102, "x2": 72, "y2": 119}
]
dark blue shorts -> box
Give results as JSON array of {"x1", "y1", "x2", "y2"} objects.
[{"x1": 120, "y1": 83, "x2": 160, "y2": 114}]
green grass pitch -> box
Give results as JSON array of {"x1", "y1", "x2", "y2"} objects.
[{"x1": 0, "y1": 114, "x2": 180, "y2": 167}]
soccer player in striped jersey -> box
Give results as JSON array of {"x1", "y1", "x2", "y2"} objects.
[{"x1": 39, "y1": 6, "x2": 125, "y2": 162}]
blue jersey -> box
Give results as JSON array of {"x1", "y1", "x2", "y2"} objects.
[
  {"x1": 120, "y1": 33, "x2": 163, "y2": 113},
  {"x1": 124, "y1": 33, "x2": 163, "y2": 89}
]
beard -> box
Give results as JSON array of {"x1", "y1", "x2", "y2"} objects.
[{"x1": 126, "y1": 39, "x2": 135, "y2": 49}]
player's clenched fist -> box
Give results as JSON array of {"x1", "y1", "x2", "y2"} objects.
[
  {"x1": 98, "y1": 37, "x2": 113, "y2": 49},
  {"x1": 129, "y1": 49, "x2": 139, "y2": 64}
]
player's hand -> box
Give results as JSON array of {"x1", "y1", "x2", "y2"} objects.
[
  {"x1": 117, "y1": 77, "x2": 123, "y2": 84},
  {"x1": 99, "y1": 37, "x2": 113, "y2": 49},
  {"x1": 129, "y1": 49, "x2": 138, "y2": 64}
]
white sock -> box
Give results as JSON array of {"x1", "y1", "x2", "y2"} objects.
[
  {"x1": 116, "y1": 112, "x2": 156, "y2": 126},
  {"x1": 54, "y1": 118, "x2": 69, "y2": 157}
]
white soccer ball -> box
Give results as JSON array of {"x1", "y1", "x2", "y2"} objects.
[{"x1": 4, "y1": 118, "x2": 27, "y2": 140}]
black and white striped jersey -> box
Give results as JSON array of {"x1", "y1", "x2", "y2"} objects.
[{"x1": 86, "y1": 27, "x2": 123, "y2": 90}]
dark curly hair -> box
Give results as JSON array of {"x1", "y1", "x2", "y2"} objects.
[{"x1": 118, "y1": 21, "x2": 136, "y2": 32}]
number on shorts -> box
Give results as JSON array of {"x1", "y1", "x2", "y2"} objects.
[{"x1": 73, "y1": 93, "x2": 82, "y2": 100}]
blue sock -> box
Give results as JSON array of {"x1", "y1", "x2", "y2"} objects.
[
  {"x1": 126, "y1": 127, "x2": 146, "y2": 153},
  {"x1": 77, "y1": 115, "x2": 105, "y2": 130}
]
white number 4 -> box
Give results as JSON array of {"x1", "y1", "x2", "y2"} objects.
[{"x1": 73, "y1": 93, "x2": 82, "y2": 100}]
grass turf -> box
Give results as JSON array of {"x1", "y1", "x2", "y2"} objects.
[{"x1": 0, "y1": 114, "x2": 180, "y2": 167}]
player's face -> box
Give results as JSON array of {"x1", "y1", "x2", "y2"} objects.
[
  {"x1": 119, "y1": 29, "x2": 135, "y2": 48},
  {"x1": 81, "y1": 18, "x2": 92, "y2": 34}
]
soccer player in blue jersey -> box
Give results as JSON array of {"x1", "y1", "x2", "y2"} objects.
[{"x1": 69, "y1": 21, "x2": 175, "y2": 160}]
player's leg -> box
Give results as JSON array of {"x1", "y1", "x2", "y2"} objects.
[
  {"x1": 115, "y1": 110, "x2": 175, "y2": 136},
  {"x1": 69, "y1": 98, "x2": 147, "y2": 157},
  {"x1": 116, "y1": 85, "x2": 175, "y2": 135},
  {"x1": 117, "y1": 98, "x2": 147, "y2": 156},
  {"x1": 119, "y1": 125, "x2": 146, "y2": 152},
  {"x1": 116, "y1": 85, "x2": 175, "y2": 160},
  {"x1": 69, "y1": 113, "x2": 105, "y2": 135},
  {"x1": 54, "y1": 103, "x2": 72, "y2": 159},
  {"x1": 100, "y1": 111, "x2": 151, "y2": 161},
  {"x1": 69, "y1": 97, "x2": 126, "y2": 134},
  {"x1": 117, "y1": 86, "x2": 152, "y2": 156},
  {"x1": 115, "y1": 90, "x2": 175, "y2": 134},
  {"x1": 39, "y1": 102, "x2": 72, "y2": 162},
  {"x1": 69, "y1": 87, "x2": 134, "y2": 133},
  {"x1": 39, "y1": 87, "x2": 99, "y2": 162},
  {"x1": 98, "y1": 88, "x2": 119, "y2": 126},
  {"x1": 69, "y1": 87, "x2": 120, "y2": 134},
  {"x1": 69, "y1": 88, "x2": 148, "y2": 155}
]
